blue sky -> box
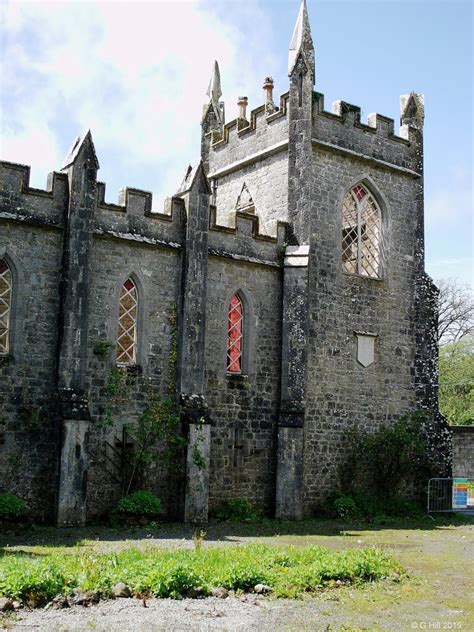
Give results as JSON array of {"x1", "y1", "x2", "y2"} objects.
[{"x1": 1, "y1": 0, "x2": 472, "y2": 285}]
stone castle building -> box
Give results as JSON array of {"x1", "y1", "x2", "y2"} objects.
[{"x1": 0, "y1": 1, "x2": 439, "y2": 524}]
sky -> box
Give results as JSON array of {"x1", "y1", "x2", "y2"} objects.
[{"x1": 1, "y1": 0, "x2": 472, "y2": 285}]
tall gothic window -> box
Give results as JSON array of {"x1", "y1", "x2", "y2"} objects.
[
  {"x1": 227, "y1": 293, "x2": 244, "y2": 373},
  {"x1": 0, "y1": 259, "x2": 12, "y2": 354},
  {"x1": 117, "y1": 278, "x2": 138, "y2": 365},
  {"x1": 342, "y1": 184, "x2": 382, "y2": 278}
]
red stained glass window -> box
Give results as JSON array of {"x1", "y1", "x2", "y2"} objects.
[
  {"x1": 117, "y1": 278, "x2": 138, "y2": 364},
  {"x1": 0, "y1": 259, "x2": 12, "y2": 353},
  {"x1": 353, "y1": 185, "x2": 367, "y2": 202},
  {"x1": 227, "y1": 294, "x2": 243, "y2": 373}
]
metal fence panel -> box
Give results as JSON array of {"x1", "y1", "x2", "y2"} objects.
[{"x1": 428, "y1": 478, "x2": 474, "y2": 513}]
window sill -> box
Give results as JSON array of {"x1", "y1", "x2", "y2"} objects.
[
  {"x1": 342, "y1": 272, "x2": 384, "y2": 284},
  {"x1": 115, "y1": 363, "x2": 142, "y2": 375},
  {"x1": 226, "y1": 372, "x2": 248, "y2": 380}
]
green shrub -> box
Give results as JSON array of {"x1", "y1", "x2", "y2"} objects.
[
  {"x1": 116, "y1": 490, "x2": 162, "y2": 518},
  {"x1": 323, "y1": 490, "x2": 423, "y2": 522},
  {"x1": 213, "y1": 498, "x2": 261, "y2": 522},
  {"x1": 0, "y1": 493, "x2": 27, "y2": 521},
  {"x1": 355, "y1": 417, "x2": 434, "y2": 498},
  {"x1": 93, "y1": 340, "x2": 114, "y2": 357},
  {"x1": 377, "y1": 496, "x2": 423, "y2": 518},
  {"x1": 0, "y1": 544, "x2": 403, "y2": 603},
  {"x1": 336, "y1": 412, "x2": 448, "y2": 506},
  {"x1": 333, "y1": 495, "x2": 363, "y2": 521},
  {"x1": 0, "y1": 557, "x2": 65, "y2": 603},
  {"x1": 223, "y1": 562, "x2": 269, "y2": 591}
]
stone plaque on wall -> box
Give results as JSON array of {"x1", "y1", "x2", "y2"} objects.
[{"x1": 355, "y1": 332, "x2": 378, "y2": 367}]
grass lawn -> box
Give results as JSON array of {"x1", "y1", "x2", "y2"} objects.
[{"x1": 1, "y1": 514, "x2": 473, "y2": 630}]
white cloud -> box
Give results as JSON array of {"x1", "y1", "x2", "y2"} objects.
[{"x1": 1, "y1": 0, "x2": 279, "y2": 209}]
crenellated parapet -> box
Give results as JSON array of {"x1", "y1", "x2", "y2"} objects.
[
  {"x1": 0, "y1": 161, "x2": 67, "y2": 228},
  {"x1": 0, "y1": 158, "x2": 186, "y2": 248},
  {"x1": 94, "y1": 182, "x2": 185, "y2": 248},
  {"x1": 0, "y1": 154, "x2": 288, "y2": 264},
  {"x1": 312, "y1": 92, "x2": 423, "y2": 175},
  {"x1": 207, "y1": 91, "x2": 290, "y2": 174},
  {"x1": 208, "y1": 204, "x2": 287, "y2": 267}
]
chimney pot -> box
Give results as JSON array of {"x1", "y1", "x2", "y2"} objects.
[
  {"x1": 237, "y1": 96, "x2": 248, "y2": 120},
  {"x1": 263, "y1": 77, "x2": 274, "y2": 105}
]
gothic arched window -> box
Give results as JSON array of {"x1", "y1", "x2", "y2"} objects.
[
  {"x1": 342, "y1": 184, "x2": 382, "y2": 278},
  {"x1": 227, "y1": 293, "x2": 244, "y2": 373},
  {"x1": 0, "y1": 259, "x2": 12, "y2": 353},
  {"x1": 117, "y1": 277, "x2": 138, "y2": 365}
]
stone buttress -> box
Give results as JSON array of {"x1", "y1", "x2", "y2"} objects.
[
  {"x1": 57, "y1": 132, "x2": 98, "y2": 526},
  {"x1": 275, "y1": 0, "x2": 314, "y2": 519},
  {"x1": 177, "y1": 163, "x2": 212, "y2": 523}
]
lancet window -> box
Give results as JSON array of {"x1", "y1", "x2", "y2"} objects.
[
  {"x1": 117, "y1": 278, "x2": 138, "y2": 365},
  {"x1": 227, "y1": 293, "x2": 244, "y2": 373},
  {"x1": 0, "y1": 259, "x2": 12, "y2": 353},
  {"x1": 342, "y1": 184, "x2": 382, "y2": 278}
]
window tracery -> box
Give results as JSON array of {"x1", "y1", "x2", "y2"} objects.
[
  {"x1": 227, "y1": 293, "x2": 244, "y2": 373},
  {"x1": 117, "y1": 277, "x2": 138, "y2": 364},
  {"x1": 342, "y1": 184, "x2": 382, "y2": 278},
  {"x1": 0, "y1": 259, "x2": 12, "y2": 354}
]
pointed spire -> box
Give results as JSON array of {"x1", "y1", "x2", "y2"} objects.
[
  {"x1": 288, "y1": 0, "x2": 315, "y2": 81},
  {"x1": 203, "y1": 61, "x2": 224, "y2": 126},
  {"x1": 206, "y1": 60, "x2": 222, "y2": 105},
  {"x1": 400, "y1": 92, "x2": 425, "y2": 129},
  {"x1": 62, "y1": 130, "x2": 100, "y2": 170}
]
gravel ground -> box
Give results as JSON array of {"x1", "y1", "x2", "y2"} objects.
[{"x1": 3, "y1": 594, "x2": 344, "y2": 632}]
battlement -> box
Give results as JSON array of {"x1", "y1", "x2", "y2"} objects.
[
  {"x1": 208, "y1": 92, "x2": 289, "y2": 174},
  {"x1": 312, "y1": 92, "x2": 422, "y2": 174},
  {"x1": 0, "y1": 157, "x2": 287, "y2": 262},
  {"x1": 0, "y1": 160, "x2": 67, "y2": 227},
  {"x1": 208, "y1": 204, "x2": 287, "y2": 267},
  {"x1": 95, "y1": 190, "x2": 185, "y2": 250},
  {"x1": 94, "y1": 182, "x2": 185, "y2": 247},
  {"x1": 0, "y1": 159, "x2": 186, "y2": 248}
]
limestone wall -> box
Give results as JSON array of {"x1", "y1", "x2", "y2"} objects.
[
  {"x1": 0, "y1": 221, "x2": 62, "y2": 521},
  {"x1": 303, "y1": 145, "x2": 422, "y2": 510},
  {"x1": 452, "y1": 427, "x2": 474, "y2": 479},
  {"x1": 205, "y1": 256, "x2": 282, "y2": 514},
  {"x1": 85, "y1": 237, "x2": 182, "y2": 520}
]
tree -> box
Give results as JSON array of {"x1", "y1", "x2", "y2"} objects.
[
  {"x1": 436, "y1": 278, "x2": 474, "y2": 346},
  {"x1": 438, "y1": 336, "x2": 474, "y2": 426}
]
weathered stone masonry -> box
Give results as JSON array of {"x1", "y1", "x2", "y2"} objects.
[{"x1": 0, "y1": 1, "x2": 443, "y2": 524}]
